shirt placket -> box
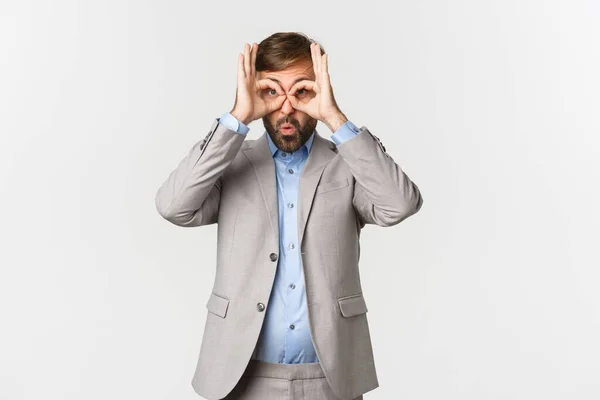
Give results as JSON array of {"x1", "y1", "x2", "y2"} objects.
[{"x1": 280, "y1": 152, "x2": 303, "y2": 363}]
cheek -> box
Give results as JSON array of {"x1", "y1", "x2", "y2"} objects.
[
  {"x1": 295, "y1": 112, "x2": 310, "y2": 125},
  {"x1": 264, "y1": 113, "x2": 278, "y2": 126}
]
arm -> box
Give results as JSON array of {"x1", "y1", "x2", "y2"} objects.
[
  {"x1": 335, "y1": 123, "x2": 423, "y2": 227},
  {"x1": 330, "y1": 119, "x2": 423, "y2": 227},
  {"x1": 155, "y1": 40, "x2": 286, "y2": 227},
  {"x1": 154, "y1": 118, "x2": 246, "y2": 227},
  {"x1": 286, "y1": 42, "x2": 423, "y2": 228}
]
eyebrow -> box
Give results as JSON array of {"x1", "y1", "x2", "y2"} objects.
[{"x1": 265, "y1": 77, "x2": 310, "y2": 85}]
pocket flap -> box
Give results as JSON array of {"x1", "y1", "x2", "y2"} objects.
[
  {"x1": 338, "y1": 293, "x2": 368, "y2": 317},
  {"x1": 316, "y1": 177, "x2": 349, "y2": 194},
  {"x1": 206, "y1": 292, "x2": 230, "y2": 318}
]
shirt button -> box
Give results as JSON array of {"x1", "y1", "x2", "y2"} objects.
[
  {"x1": 270, "y1": 253, "x2": 278, "y2": 262},
  {"x1": 289, "y1": 283, "x2": 295, "y2": 289},
  {"x1": 288, "y1": 169, "x2": 294, "y2": 174},
  {"x1": 289, "y1": 324, "x2": 295, "y2": 330},
  {"x1": 282, "y1": 152, "x2": 287, "y2": 157},
  {"x1": 257, "y1": 303, "x2": 265, "y2": 312},
  {"x1": 289, "y1": 243, "x2": 295, "y2": 249},
  {"x1": 287, "y1": 202, "x2": 294, "y2": 208}
]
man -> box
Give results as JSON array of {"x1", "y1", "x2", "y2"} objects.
[{"x1": 155, "y1": 32, "x2": 423, "y2": 400}]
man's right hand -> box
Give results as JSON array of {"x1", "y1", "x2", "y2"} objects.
[{"x1": 230, "y1": 43, "x2": 287, "y2": 125}]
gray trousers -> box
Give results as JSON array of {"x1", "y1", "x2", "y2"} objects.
[{"x1": 222, "y1": 359, "x2": 364, "y2": 400}]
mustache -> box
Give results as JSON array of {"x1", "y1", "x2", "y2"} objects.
[{"x1": 277, "y1": 118, "x2": 300, "y2": 130}]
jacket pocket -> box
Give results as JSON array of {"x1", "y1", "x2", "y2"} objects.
[
  {"x1": 316, "y1": 177, "x2": 349, "y2": 194},
  {"x1": 206, "y1": 292, "x2": 230, "y2": 318},
  {"x1": 337, "y1": 293, "x2": 368, "y2": 317}
]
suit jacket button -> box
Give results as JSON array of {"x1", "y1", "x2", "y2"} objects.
[
  {"x1": 257, "y1": 303, "x2": 265, "y2": 312},
  {"x1": 270, "y1": 253, "x2": 278, "y2": 262}
]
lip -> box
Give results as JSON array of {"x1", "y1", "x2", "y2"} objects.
[{"x1": 280, "y1": 124, "x2": 296, "y2": 134}]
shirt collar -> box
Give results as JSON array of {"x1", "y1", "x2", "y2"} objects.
[{"x1": 266, "y1": 130, "x2": 315, "y2": 158}]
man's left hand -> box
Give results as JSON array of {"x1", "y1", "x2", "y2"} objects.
[{"x1": 286, "y1": 42, "x2": 348, "y2": 133}]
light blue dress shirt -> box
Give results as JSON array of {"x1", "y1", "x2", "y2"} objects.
[{"x1": 218, "y1": 111, "x2": 361, "y2": 363}]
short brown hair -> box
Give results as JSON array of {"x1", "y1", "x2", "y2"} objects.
[{"x1": 255, "y1": 32, "x2": 325, "y2": 72}]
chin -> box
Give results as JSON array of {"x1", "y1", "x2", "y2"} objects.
[{"x1": 279, "y1": 131, "x2": 299, "y2": 138}]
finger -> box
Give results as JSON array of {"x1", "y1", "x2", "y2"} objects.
[
  {"x1": 311, "y1": 43, "x2": 319, "y2": 79},
  {"x1": 314, "y1": 43, "x2": 322, "y2": 75},
  {"x1": 287, "y1": 94, "x2": 307, "y2": 113},
  {"x1": 267, "y1": 94, "x2": 287, "y2": 112},
  {"x1": 250, "y1": 43, "x2": 257, "y2": 76},
  {"x1": 288, "y1": 79, "x2": 315, "y2": 95},
  {"x1": 238, "y1": 53, "x2": 246, "y2": 79},
  {"x1": 262, "y1": 95, "x2": 285, "y2": 115},
  {"x1": 257, "y1": 78, "x2": 284, "y2": 95},
  {"x1": 312, "y1": 43, "x2": 321, "y2": 76},
  {"x1": 244, "y1": 43, "x2": 251, "y2": 76},
  {"x1": 321, "y1": 53, "x2": 328, "y2": 80},
  {"x1": 310, "y1": 43, "x2": 318, "y2": 78}
]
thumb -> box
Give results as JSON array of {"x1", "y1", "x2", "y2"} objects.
[
  {"x1": 287, "y1": 94, "x2": 307, "y2": 113},
  {"x1": 266, "y1": 95, "x2": 287, "y2": 113}
]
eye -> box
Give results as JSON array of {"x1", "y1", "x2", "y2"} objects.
[
  {"x1": 296, "y1": 89, "x2": 307, "y2": 96},
  {"x1": 267, "y1": 89, "x2": 278, "y2": 96}
]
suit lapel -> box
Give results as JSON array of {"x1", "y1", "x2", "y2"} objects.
[
  {"x1": 242, "y1": 133, "x2": 279, "y2": 240},
  {"x1": 297, "y1": 131, "x2": 337, "y2": 246},
  {"x1": 242, "y1": 130, "x2": 337, "y2": 247}
]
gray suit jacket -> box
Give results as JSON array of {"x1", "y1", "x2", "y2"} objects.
[{"x1": 155, "y1": 118, "x2": 423, "y2": 399}]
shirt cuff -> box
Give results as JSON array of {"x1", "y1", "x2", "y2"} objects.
[
  {"x1": 330, "y1": 120, "x2": 361, "y2": 145},
  {"x1": 219, "y1": 111, "x2": 250, "y2": 134}
]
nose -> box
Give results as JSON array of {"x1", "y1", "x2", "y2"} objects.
[{"x1": 280, "y1": 94, "x2": 295, "y2": 115}]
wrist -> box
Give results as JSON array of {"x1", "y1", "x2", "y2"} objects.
[
  {"x1": 324, "y1": 111, "x2": 348, "y2": 133},
  {"x1": 230, "y1": 109, "x2": 252, "y2": 126}
]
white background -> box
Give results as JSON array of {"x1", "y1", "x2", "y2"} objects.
[{"x1": 1, "y1": 0, "x2": 599, "y2": 399}]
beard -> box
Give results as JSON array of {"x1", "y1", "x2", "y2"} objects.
[{"x1": 262, "y1": 115, "x2": 317, "y2": 154}]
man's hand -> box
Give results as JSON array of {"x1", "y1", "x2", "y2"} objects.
[
  {"x1": 230, "y1": 43, "x2": 287, "y2": 125},
  {"x1": 286, "y1": 42, "x2": 348, "y2": 132}
]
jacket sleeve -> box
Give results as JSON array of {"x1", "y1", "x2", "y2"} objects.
[
  {"x1": 336, "y1": 125, "x2": 423, "y2": 228},
  {"x1": 155, "y1": 118, "x2": 246, "y2": 227}
]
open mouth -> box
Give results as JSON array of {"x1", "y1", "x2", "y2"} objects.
[{"x1": 280, "y1": 124, "x2": 296, "y2": 134}]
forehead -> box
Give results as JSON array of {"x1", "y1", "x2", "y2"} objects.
[{"x1": 258, "y1": 61, "x2": 315, "y2": 87}]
